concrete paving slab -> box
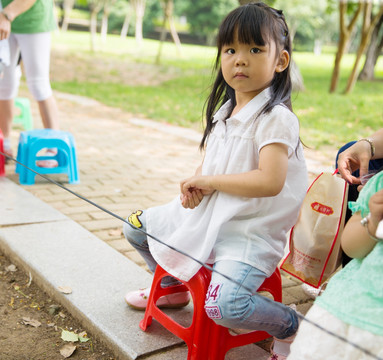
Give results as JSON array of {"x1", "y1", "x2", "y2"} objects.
[
  {"x1": 0, "y1": 177, "x2": 66, "y2": 225},
  {"x1": 0, "y1": 219, "x2": 187, "y2": 359}
]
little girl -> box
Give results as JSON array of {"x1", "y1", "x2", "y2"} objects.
[
  {"x1": 288, "y1": 170, "x2": 383, "y2": 360},
  {"x1": 124, "y1": 3, "x2": 308, "y2": 359}
]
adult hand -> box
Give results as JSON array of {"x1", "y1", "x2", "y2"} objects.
[
  {"x1": 337, "y1": 140, "x2": 372, "y2": 185},
  {"x1": 0, "y1": 13, "x2": 11, "y2": 40}
]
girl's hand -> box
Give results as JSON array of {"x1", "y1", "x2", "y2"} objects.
[
  {"x1": 180, "y1": 175, "x2": 214, "y2": 209},
  {"x1": 181, "y1": 175, "x2": 215, "y2": 197},
  {"x1": 180, "y1": 188, "x2": 204, "y2": 209}
]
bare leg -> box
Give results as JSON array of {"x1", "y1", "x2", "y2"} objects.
[
  {"x1": 0, "y1": 99, "x2": 14, "y2": 139},
  {"x1": 37, "y1": 95, "x2": 59, "y2": 130}
]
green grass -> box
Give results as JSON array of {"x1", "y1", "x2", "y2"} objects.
[
  {"x1": 293, "y1": 53, "x2": 383, "y2": 148},
  {"x1": 50, "y1": 30, "x2": 383, "y2": 149}
]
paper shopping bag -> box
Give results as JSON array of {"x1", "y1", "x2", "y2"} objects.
[{"x1": 281, "y1": 171, "x2": 349, "y2": 288}]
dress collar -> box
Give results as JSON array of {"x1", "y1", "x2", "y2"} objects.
[{"x1": 212, "y1": 88, "x2": 271, "y2": 124}]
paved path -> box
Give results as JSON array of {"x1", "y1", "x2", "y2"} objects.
[
  {"x1": 1, "y1": 91, "x2": 336, "y2": 359},
  {"x1": 6, "y1": 91, "x2": 334, "y2": 267}
]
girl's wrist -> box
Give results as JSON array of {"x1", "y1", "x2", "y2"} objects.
[{"x1": 360, "y1": 213, "x2": 381, "y2": 242}]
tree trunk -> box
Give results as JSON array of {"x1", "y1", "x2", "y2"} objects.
[
  {"x1": 329, "y1": 1, "x2": 362, "y2": 93},
  {"x1": 155, "y1": 4, "x2": 168, "y2": 64},
  {"x1": 156, "y1": 0, "x2": 181, "y2": 64},
  {"x1": 101, "y1": 9, "x2": 109, "y2": 42},
  {"x1": 358, "y1": 14, "x2": 383, "y2": 81},
  {"x1": 101, "y1": 0, "x2": 116, "y2": 43},
  {"x1": 344, "y1": 3, "x2": 383, "y2": 94},
  {"x1": 169, "y1": 15, "x2": 182, "y2": 54},
  {"x1": 120, "y1": 12, "x2": 131, "y2": 38},
  {"x1": 330, "y1": 33, "x2": 349, "y2": 93},
  {"x1": 131, "y1": 0, "x2": 146, "y2": 46},
  {"x1": 61, "y1": 0, "x2": 75, "y2": 32}
]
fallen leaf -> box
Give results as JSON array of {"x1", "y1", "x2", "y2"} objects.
[
  {"x1": 5, "y1": 264, "x2": 17, "y2": 272},
  {"x1": 78, "y1": 332, "x2": 90, "y2": 343},
  {"x1": 78, "y1": 331, "x2": 87, "y2": 338},
  {"x1": 61, "y1": 329, "x2": 79, "y2": 342},
  {"x1": 22, "y1": 317, "x2": 41, "y2": 327},
  {"x1": 58, "y1": 286, "x2": 72, "y2": 294},
  {"x1": 59, "y1": 311, "x2": 66, "y2": 319},
  {"x1": 59, "y1": 343, "x2": 76, "y2": 358},
  {"x1": 48, "y1": 304, "x2": 61, "y2": 315}
]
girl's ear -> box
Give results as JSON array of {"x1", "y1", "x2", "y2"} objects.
[{"x1": 275, "y1": 50, "x2": 289, "y2": 73}]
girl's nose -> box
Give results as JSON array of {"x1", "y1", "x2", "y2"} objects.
[{"x1": 235, "y1": 54, "x2": 248, "y2": 66}]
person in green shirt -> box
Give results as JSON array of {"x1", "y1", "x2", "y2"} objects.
[
  {"x1": 0, "y1": 0, "x2": 59, "y2": 167},
  {"x1": 287, "y1": 170, "x2": 383, "y2": 360}
]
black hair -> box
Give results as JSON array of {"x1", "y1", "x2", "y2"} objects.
[{"x1": 200, "y1": 2, "x2": 292, "y2": 150}]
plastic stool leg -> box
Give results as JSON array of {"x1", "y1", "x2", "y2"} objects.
[
  {"x1": 140, "y1": 266, "x2": 213, "y2": 360},
  {"x1": 14, "y1": 98, "x2": 33, "y2": 131}
]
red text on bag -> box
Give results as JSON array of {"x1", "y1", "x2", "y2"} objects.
[{"x1": 311, "y1": 202, "x2": 334, "y2": 216}]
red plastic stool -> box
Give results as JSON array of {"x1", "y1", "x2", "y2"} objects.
[
  {"x1": 140, "y1": 265, "x2": 212, "y2": 359},
  {"x1": 140, "y1": 265, "x2": 282, "y2": 360},
  {"x1": 0, "y1": 129, "x2": 5, "y2": 176}
]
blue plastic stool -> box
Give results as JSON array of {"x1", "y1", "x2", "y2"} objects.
[
  {"x1": 14, "y1": 97, "x2": 33, "y2": 131},
  {"x1": 16, "y1": 129, "x2": 80, "y2": 185}
]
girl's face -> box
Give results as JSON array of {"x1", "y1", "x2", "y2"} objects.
[{"x1": 220, "y1": 33, "x2": 289, "y2": 103}]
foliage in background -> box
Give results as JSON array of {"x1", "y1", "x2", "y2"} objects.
[
  {"x1": 50, "y1": 30, "x2": 383, "y2": 151},
  {"x1": 182, "y1": 0, "x2": 238, "y2": 45}
]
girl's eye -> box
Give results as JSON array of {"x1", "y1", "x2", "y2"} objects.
[
  {"x1": 250, "y1": 48, "x2": 261, "y2": 54},
  {"x1": 225, "y1": 48, "x2": 235, "y2": 54}
]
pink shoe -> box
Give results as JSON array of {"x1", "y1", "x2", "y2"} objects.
[
  {"x1": 268, "y1": 333, "x2": 297, "y2": 360},
  {"x1": 268, "y1": 305, "x2": 299, "y2": 360},
  {"x1": 125, "y1": 287, "x2": 191, "y2": 311},
  {"x1": 268, "y1": 344, "x2": 288, "y2": 360}
]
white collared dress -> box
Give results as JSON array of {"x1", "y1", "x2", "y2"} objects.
[{"x1": 147, "y1": 88, "x2": 308, "y2": 281}]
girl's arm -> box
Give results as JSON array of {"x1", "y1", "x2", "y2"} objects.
[
  {"x1": 181, "y1": 142, "x2": 288, "y2": 199},
  {"x1": 341, "y1": 188, "x2": 383, "y2": 259}
]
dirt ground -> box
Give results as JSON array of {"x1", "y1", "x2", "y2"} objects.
[{"x1": 0, "y1": 250, "x2": 116, "y2": 360}]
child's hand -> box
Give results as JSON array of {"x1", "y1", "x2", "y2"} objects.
[
  {"x1": 180, "y1": 188, "x2": 204, "y2": 209},
  {"x1": 180, "y1": 175, "x2": 215, "y2": 197}
]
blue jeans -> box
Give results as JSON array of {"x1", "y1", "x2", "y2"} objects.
[{"x1": 123, "y1": 210, "x2": 299, "y2": 339}]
